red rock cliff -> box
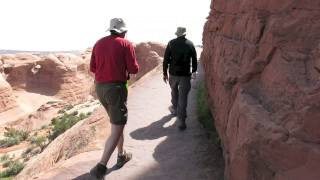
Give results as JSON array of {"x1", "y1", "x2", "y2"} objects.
[{"x1": 202, "y1": 0, "x2": 320, "y2": 180}]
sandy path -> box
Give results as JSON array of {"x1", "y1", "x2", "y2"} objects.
[{"x1": 33, "y1": 65, "x2": 224, "y2": 180}]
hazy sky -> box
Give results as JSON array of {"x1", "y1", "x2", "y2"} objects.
[{"x1": 0, "y1": 0, "x2": 211, "y2": 51}]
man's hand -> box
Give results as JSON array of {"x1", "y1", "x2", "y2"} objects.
[
  {"x1": 163, "y1": 75, "x2": 168, "y2": 84},
  {"x1": 191, "y1": 72, "x2": 197, "y2": 80}
]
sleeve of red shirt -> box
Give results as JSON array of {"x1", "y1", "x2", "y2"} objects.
[
  {"x1": 125, "y1": 43, "x2": 139, "y2": 74},
  {"x1": 90, "y1": 46, "x2": 96, "y2": 73}
]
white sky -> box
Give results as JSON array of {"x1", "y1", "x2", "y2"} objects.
[{"x1": 0, "y1": 0, "x2": 211, "y2": 51}]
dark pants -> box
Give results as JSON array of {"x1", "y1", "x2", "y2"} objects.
[
  {"x1": 169, "y1": 75, "x2": 191, "y2": 121},
  {"x1": 96, "y1": 82, "x2": 128, "y2": 125}
]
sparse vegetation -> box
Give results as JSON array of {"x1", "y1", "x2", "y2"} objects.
[
  {"x1": 21, "y1": 147, "x2": 34, "y2": 159},
  {"x1": 40, "y1": 125, "x2": 48, "y2": 130},
  {"x1": 28, "y1": 136, "x2": 48, "y2": 150},
  {"x1": 0, "y1": 129, "x2": 29, "y2": 148},
  {"x1": 0, "y1": 160, "x2": 24, "y2": 178},
  {"x1": 49, "y1": 112, "x2": 88, "y2": 141},
  {"x1": 64, "y1": 104, "x2": 74, "y2": 111},
  {"x1": 57, "y1": 109, "x2": 66, "y2": 114},
  {"x1": 197, "y1": 81, "x2": 220, "y2": 145},
  {"x1": 46, "y1": 101, "x2": 57, "y2": 104},
  {"x1": 58, "y1": 104, "x2": 74, "y2": 114},
  {"x1": 0, "y1": 155, "x2": 9, "y2": 162}
]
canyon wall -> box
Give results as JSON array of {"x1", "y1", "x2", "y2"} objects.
[{"x1": 202, "y1": 0, "x2": 320, "y2": 180}]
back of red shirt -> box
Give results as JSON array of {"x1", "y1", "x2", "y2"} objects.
[{"x1": 90, "y1": 35, "x2": 139, "y2": 83}]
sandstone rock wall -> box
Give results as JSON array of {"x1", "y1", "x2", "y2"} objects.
[
  {"x1": 202, "y1": 0, "x2": 320, "y2": 179},
  {"x1": 0, "y1": 75, "x2": 16, "y2": 113}
]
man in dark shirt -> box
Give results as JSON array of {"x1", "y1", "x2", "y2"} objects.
[
  {"x1": 163, "y1": 27, "x2": 197, "y2": 131},
  {"x1": 89, "y1": 18, "x2": 139, "y2": 179}
]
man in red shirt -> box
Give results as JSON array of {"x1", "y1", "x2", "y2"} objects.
[{"x1": 89, "y1": 18, "x2": 139, "y2": 179}]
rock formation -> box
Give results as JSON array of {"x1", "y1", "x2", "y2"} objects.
[
  {"x1": 0, "y1": 75, "x2": 16, "y2": 113},
  {"x1": 202, "y1": 0, "x2": 320, "y2": 180},
  {"x1": 2, "y1": 53, "x2": 93, "y2": 104},
  {"x1": 15, "y1": 107, "x2": 109, "y2": 180},
  {"x1": 131, "y1": 42, "x2": 164, "y2": 83}
]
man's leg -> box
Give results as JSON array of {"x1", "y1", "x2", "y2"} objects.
[
  {"x1": 117, "y1": 133, "x2": 124, "y2": 154},
  {"x1": 169, "y1": 75, "x2": 179, "y2": 113},
  {"x1": 100, "y1": 124, "x2": 125, "y2": 165},
  {"x1": 177, "y1": 76, "x2": 191, "y2": 130},
  {"x1": 90, "y1": 124, "x2": 124, "y2": 179}
]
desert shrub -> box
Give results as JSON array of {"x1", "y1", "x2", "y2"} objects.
[
  {"x1": 71, "y1": 111, "x2": 78, "y2": 116},
  {"x1": 40, "y1": 125, "x2": 48, "y2": 130},
  {"x1": 0, "y1": 176, "x2": 13, "y2": 180},
  {"x1": 86, "y1": 112, "x2": 92, "y2": 116},
  {"x1": 4, "y1": 129, "x2": 29, "y2": 141},
  {"x1": 0, "y1": 155, "x2": 9, "y2": 162},
  {"x1": 0, "y1": 129, "x2": 29, "y2": 148},
  {"x1": 49, "y1": 113, "x2": 88, "y2": 141},
  {"x1": 197, "y1": 81, "x2": 220, "y2": 145},
  {"x1": 0, "y1": 138, "x2": 19, "y2": 148},
  {"x1": 46, "y1": 101, "x2": 56, "y2": 104},
  {"x1": 79, "y1": 113, "x2": 87, "y2": 120},
  {"x1": 0, "y1": 160, "x2": 24, "y2": 178},
  {"x1": 28, "y1": 136, "x2": 47, "y2": 150},
  {"x1": 64, "y1": 104, "x2": 74, "y2": 111},
  {"x1": 21, "y1": 147, "x2": 34, "y2": 159},
  {"x1": 57, "y1": 109, "x2": 66, "y2": 114}
]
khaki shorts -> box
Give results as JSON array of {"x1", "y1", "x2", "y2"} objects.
[{"x1": 95, "y1": 82, "x2": 128, "y2": 125}]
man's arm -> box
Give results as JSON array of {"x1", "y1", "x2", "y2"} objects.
[
  {"x1": 191, "y1": 44, "x2": 197, "y2": 73},
  {"x1": 125, "y1": 43, "x2": 139, "y2": 74},
  {"x1": 163, "y1": 42, "x2": 171, "y2": 77}
]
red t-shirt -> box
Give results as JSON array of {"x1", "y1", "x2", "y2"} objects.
[{"x1": 90, "y1": 35, "x2": 139, "y2": 83}]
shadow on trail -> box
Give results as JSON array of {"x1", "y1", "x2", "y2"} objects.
[
  {"x1": 130, "y1": 113, "x2": 221, "y2": 180},
  {"x1": 130, "y1": 114, "x2": 176, "y2": 140},
  {"x1": 72, "y1": 165, "x2": 119, "y2": 180}
]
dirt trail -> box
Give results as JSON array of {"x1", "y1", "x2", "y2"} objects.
[{"x1": 32, "y1": 65, "x2": 224, "y2": 180}]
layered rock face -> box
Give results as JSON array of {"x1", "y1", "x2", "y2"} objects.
[
  {"x1": 0, "y1": 75, "x2": 16, "y2": 113},
  {"x1": 3, "y1": 53, "x2": 92, "y2": 104},
  {"x1": 202, "y1": 1, "x2": 320, "y2": 180}
]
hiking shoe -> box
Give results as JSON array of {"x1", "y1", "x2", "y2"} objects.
[
  {"x1": 168, "y1": 105, "x2": 177, "y2": 116},
  {"x1": 178, "y1": 121, "x2": 187, "y2": 131},
  {"x1": 116, "y1": 151, "x2": 132, "y2": 168},
  {"x1": 90, "y1": 163, "x2": 107, "y2": 180}
]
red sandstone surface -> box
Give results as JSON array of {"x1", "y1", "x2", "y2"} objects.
[{"x1": 202, "y1": 0, "x2": 320, "y2": 179}]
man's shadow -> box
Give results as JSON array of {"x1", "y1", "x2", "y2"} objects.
[
  {"x1": 72, "y1": 165, "x2": 119, "y2": 180},
  {"x1": 130, "y1": 114, "x2": 176, "y2": 140}
]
